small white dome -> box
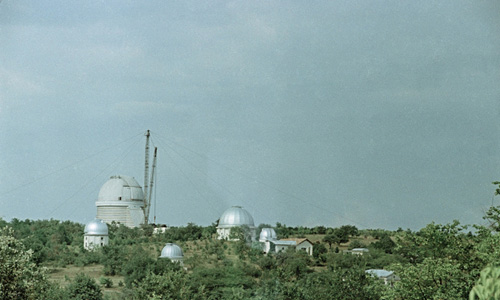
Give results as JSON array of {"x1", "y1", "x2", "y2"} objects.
[
  {"x1": 159, "y1": 243, "x2": 183, "y2": 259},
  {"x1": 259, "y1": 228, "x2": 277, "y2": 241},
  {"x1": 97, "y1": 175, "x2": 144, "y2": 203},
  {"x1": 218, "y1": 206, "x2": 255, "y2": 228},
  {"x1": 84, "y1": 219, "x2": 108, "y2": 236}
]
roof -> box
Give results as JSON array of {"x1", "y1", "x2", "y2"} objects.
[
  {"x1": 352, "y1": 248, "x2": 370, "y2": 252},
  {"x1": 159, "y1": 243, "x2": 184, "y2": 259},
  {"x1": 84, "y1": 219, "x2": 108, "y2": 236},
  {"x1": 259, "y1": 228, "x2": 277, "y2": 241},
  {"x1": 97, "y1": 175, "x2": 144, "y2": 204},
  {"x1": 217, "y1": 206, "x2": 255, "y2": 228},
  {"x1": 280, "y1": 238, "x2": 313, "y2": 246},
  {"x1": 366, "y1": 269, "x2": 394, "y2": 278},
  {"x1": 271, "y1": 240, "x2": 297, "y2": 246}
]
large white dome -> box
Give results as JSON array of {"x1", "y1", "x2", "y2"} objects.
[
  {"x1": 159, "y1": 243, "x2": 183, "y2": 259},
  {"x1": 218, "y1": 206, "x2": 255, "y2": 228},
  {"x1": 97, "y1": 175, "x2": 144, "y2": 203},
  {"x1": 84, "y1": 219, "x2": 108, "y2": 236}
]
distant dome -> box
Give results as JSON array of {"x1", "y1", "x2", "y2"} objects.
[
  {"x1": 84, "y1": 219, "x2": 108, "y2": 236},
  {"x1": 97, "y1": 175, "x2": 144, "y2": 203},
  {"x1": 218, "y1": 206, "x2": 255, "y2": 228},
  {"x1": 159, "y1": 243, "x2": 183, "y2": 259},
  {"x1": 259, "y1": 228, "x2": 277, "y2": 241}
]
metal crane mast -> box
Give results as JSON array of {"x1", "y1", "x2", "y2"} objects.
[
  {"x1": 146, "y1": 147, "x2": 157, "y2": 225},
  {"x1": 143, "y1": 130, "x2": 151, "y2": 225}
]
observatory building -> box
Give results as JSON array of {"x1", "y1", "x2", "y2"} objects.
[
  {"x1": 96, "y1": 175, "x2": 144, "y2": 228},
  {"x1": 216, "y1": 206, "x2": 256, "y2": 241},
  {"x1": 159, "y1": 243, "x2": 184, "y2": 265},
  {"x1": 259, "y1": 227, "x2": 278, "y2": 254},
  {"x1": 84, "y1": 219, "x2": 109, "y2": 250}
]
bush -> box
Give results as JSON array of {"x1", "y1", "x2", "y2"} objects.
[
  {"x1": 99, "y1": 276, "x2": 113, "y2": 288},
  {"x1": 66, "y1": 273, "x2": 102, "y2": 300}
]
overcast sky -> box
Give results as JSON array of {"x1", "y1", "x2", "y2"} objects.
[{"x1": 1, "y1": 1, "x2": 499, "y2": 230}]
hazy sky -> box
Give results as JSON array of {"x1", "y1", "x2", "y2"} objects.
[{"x1": 1, "y1": 1, "x2": 499, "y2": 230}]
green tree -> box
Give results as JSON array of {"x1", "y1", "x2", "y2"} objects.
[
  {"x1": 66, "y1": 273, "x2": 102, "y2": 300},
  {"x1": 384, "y1": 258, "x2": 473, "y2": 300},
  {"x1": 0, "y1": 227, "x2": 52, "y2": 299},
  {"x1": 133, "y1": 269, "x2": 193, "y2": 300},
  {"x1": 371, "y1": 233, "x2": 396, "y2": 254},
  {"x1": 323, "y1": 227, "x2": 350, "y2": 249},
  {"x1": 313, "y1": 242, "x2": 328, "y2": 260},
  {"x1": 470, "y1": 265, "x2": 500, "y2": 300}
]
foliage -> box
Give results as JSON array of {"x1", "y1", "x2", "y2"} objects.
[
  {"x1": 370, "y1": 233, "x2": 396, "y2": 254},
  {"x1": 470, "y1": 265, "x2": 500, "y2": 300},
  {"x1": 348, "y1": 239, "x2": 367, "y2": 250},
  {"x1": 312, "y1": 242, "x2": 327, "y2": 260},
  {"x1": 0, "y1": 227, "x2": 52, "y2": 299},
  {"x1": 384, "y1": 258, "x2": 474, "y2": 300},
  {"x1": 122, "y1": 246, "x2": 156, "y2": 287},
  {"x1": 66, "y1": 273, "x2": 102, "y2": 300},
  {"x1": 99, "y1": 276, "x2": 113, "y2": 288},
  {"x1": 133, "y1": 269, "x2": 193, "y2": 300},
  {"x1": 394, "y1": 220, "x2": 476, "y2": 265}
]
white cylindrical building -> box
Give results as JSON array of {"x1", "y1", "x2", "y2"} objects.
[
  {"x1": 159, "y1": 243, "x2": 184, "y2": 265},
  {"x1": 84, "y1": 219, "x2": 109, "y2": 250},
  {"x1": 96, "y1": 175, "x2": 144, "y2": 228},
  {"x1": 259, "y1": 228, "x2": 277, "y2": 254},
  {"x1": 216, "y1": 206, "x2": 256, "y2": 241}
]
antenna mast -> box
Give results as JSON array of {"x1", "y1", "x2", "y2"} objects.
[
  {"x1": 147, "y1": 147, "x2": 158, "y2": 225},
  {"x1": 143, "y1": 130, "x2": 150, "y2": 225}
]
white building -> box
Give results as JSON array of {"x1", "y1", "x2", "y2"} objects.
[
  {"x1": 96, "y1": 175, "x2": 144, "y2": 228},
  {"x1": 159, "y1": 243, "x2": 184, "y2": 265},
  {"x1": 84, "y1": 219, "x2": 109, "y2": 251},
  {"x1": 280, "y1": 238, "x2": 314, "y2": 256},
  {"x1": 259, "y1": 228, "x2": 278, "y2": 253},
  {"x1": 345, "y1": 248, "x2": 370, "y2": 255},
  {"x1": 258, "y1": 228, "x2": 314, "y2": 256},
  {"x1": 216, "y1": 206, "x2": 256, "y2": 241},
  {"x1": 365, "y1": 269, "x2": 400, "y2": 286}
]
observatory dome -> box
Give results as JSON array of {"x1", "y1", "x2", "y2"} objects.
[
  {"x1": 95, "y1": 175, "x2": 144, "y2": 228},
  {"x1": 97, "y1": 175, "x2": 144, "y2": 203},
  {"x1": 259, "y1": 228, "x2": 277, "y2": 242},
  {"x1": 84, "y1": 219, "x2": 108, "y2": 236},
  {"x1": 159, "y1": 243, "x2": 184, "y2": 259},
  {"x1": 218, "y1": 206, "x2": 255, "y2": 228}
]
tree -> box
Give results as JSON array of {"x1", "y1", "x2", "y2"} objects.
[
  {"x1": 384, "y1": 258, "x2": 474, "y2": 300},
  {"x1": 371, "y1": 233, "x2": 396, "y2": 254},
  {"x1": 323, "y1": 227, "x2": 350, "y2": 249},
  {"x1": 133, "y1": 269, "x2": 193, "y2": 300},
  {"x1": 122, "y1": 246, "x2": 155, "y2": 287},
  {"x1": 313, "y1": 242, "x2": 328, "y2": 260},
  {"x1": 0, "y1": 227, "x2": 52, "y2": 299},
  {"x1": 322, "y1": 234, "x2": 336, "y2": 249},
  {"x1": 482, "y1": 182, "x2": 500, "y2": 231},
  {"x1": 66, "y1": 273, "x2": 103, "y2": 300},
  {"x1": 298, "y1": 269, "x2": 384, "y2": 300},
  {"x1": 470, "y1": 265, "x2": 500, "y2": 300}
]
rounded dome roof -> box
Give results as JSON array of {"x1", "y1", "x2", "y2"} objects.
[
  {"x1": 97, "y1": 175, "x2": 144, "y2": 203},
  {"x1": 218, "y1": 206, "x2": 255, "y2": 228},
  {"x1": 84, "y1": 219, "x2": 108, "y2": 236},
  {"x1": 259, "y1": 228, "x2": 277, "y2": 241},
  {"x1": 159, "y1": 243, "x2": 183, "y2": 259}
]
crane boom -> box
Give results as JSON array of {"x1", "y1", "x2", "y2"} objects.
[
  {"x1": 143, "y1": 130, "x2": 150, "y2": 225},
  {"x1": 146, "y1": 147, "x2": 158, "y2": 224}
]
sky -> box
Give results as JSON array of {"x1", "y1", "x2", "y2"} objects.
[{"x1": 0, "y1": 1, "x2": 499, "y2": 230}]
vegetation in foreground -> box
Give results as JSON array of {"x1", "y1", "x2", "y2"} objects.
[{"x1": 2, "y1": 183, "x2": 500, "y2": 299}]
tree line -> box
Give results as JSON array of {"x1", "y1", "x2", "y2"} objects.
[{"x1": 2, "y1": 183, "x2": 500, "y2": 299}]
